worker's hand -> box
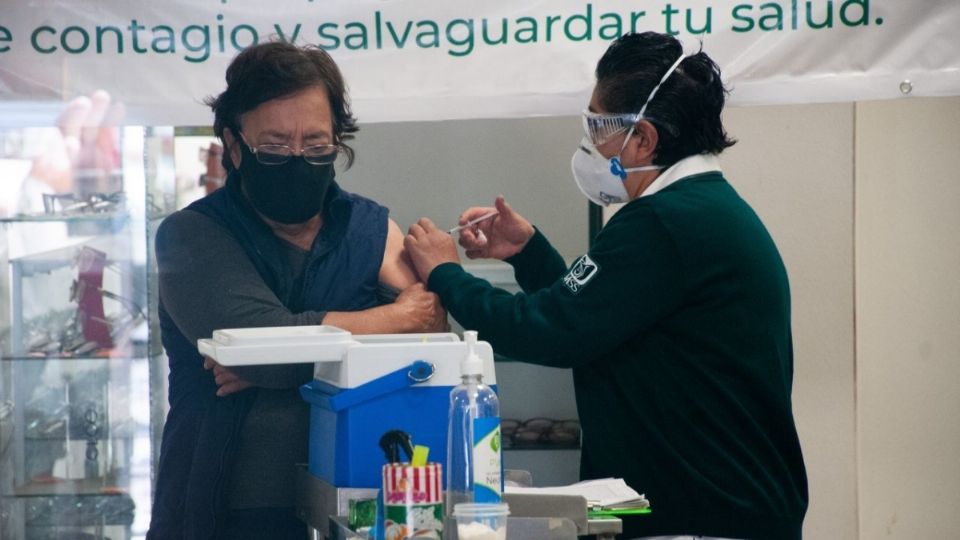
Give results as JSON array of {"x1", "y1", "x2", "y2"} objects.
[
  {"x1": 203, "y1": 356, "x2": 253, "y2": 397},
  {"x1": 404, "y1": 217, "x2": 461, "y2": 282},
  {"x1": 457, "y1": 196, "x2": 534, "y2": 261},
  {"x1": 392, "y1": 283, "x2": 449, "y2": 333}
]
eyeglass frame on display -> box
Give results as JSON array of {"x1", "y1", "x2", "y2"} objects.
[
  {"x1": 501, "y1": 417, "x2": 581, "y2": 448},
  {"x1": 41, "y1": 191, "x2": 126, "y2": 217}
]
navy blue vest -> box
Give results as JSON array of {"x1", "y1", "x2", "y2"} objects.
[{"x1": 148, "y1": 175, "x2": 388, "y2": 539}]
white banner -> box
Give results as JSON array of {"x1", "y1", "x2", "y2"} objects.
[{"x1": 1, "y1": 0, "x2": 958, "y2": 126}]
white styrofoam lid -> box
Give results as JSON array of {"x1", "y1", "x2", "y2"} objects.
[
  {"x1": 198, "y1": 325, "x2": 355, "y2": 366},
  {"x1": 212, "y1": 325, "x2": 351, "y2": 345}
]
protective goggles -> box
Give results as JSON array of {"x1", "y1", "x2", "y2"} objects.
[{"x1": 581, "y1": 110, "x2": 642, "y2": 147}]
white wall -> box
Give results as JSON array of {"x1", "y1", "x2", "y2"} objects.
[
  {"x1": 855, "y1": 96, "x2": 960, "y2": 538},
  {"x1": 346, "y1": 116, "x2": 588, "y2": 259}
]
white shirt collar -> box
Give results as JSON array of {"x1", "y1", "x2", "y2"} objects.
[{"x1": 639, "y1": 153, "x2": 723, "y2": 198}]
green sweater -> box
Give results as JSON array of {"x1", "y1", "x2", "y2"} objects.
[{"x1": 428, "y1": 172, "x2": 808, "y2": 539}]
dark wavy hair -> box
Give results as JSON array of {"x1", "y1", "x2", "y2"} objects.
[
  {"x1": 205, "y1": 40, "x2": 359, "y2": 170},
  {"x1": 595, "y1": 32, "x2": 736, "y2": 167}
]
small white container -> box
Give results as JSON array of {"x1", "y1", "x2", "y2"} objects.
[{"x1": 453, "y1": 503, "x2": 509, "y2": 540}]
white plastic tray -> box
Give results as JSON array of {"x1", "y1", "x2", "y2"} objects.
[{"x1": 197, "y1": 325, "x2": 355, "y2": 366}]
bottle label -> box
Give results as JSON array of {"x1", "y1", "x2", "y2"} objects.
[{"x1": 472, "y1": 416, "x2": 502, "y2": 503}]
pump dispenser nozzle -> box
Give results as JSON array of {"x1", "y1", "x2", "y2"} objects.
[{"x1": 461, "y1": 331, "x2": 483, "y2": 375}]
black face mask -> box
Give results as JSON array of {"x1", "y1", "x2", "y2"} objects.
[{"x1": 237, "y1": 142, "x2": 335, "y2": 224}]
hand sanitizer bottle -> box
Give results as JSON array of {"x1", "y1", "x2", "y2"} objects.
[{"x1": 446, "y1": 331, "x2": 502, "y2": 512}]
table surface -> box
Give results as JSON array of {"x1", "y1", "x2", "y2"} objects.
[{"x1": 294, "y1": 465, "x2": 622, "y2": 539}]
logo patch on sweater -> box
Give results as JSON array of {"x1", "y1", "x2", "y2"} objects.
[{"x1": 562, "y1": 254, "x2": 599, "y2": 294}]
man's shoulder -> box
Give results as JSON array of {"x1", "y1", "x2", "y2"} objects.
[
  {"x1": 335, "y1": 188, "x2": 388, "y2": 214},
  {"x1": 159, "y1": 207, "x2": 221, "y2": 233},
  {"x1": 332, "y1": 188, "x2": 389, "y2": 232},
  {"x1": 156, "y1": 207, "x2": 232, "y2": 251}
]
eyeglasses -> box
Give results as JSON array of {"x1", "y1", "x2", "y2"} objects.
[
  {"x1": 240, "y1": 133, "x2": 339, "y2": 166},
  {"x1": 42, "y1": 191, "x2": 125, "y2": 216},
  {"x1": 501, "y1": 417, "x2": 581, "y2": 448},
  {"x1": 582, "y1": 110, "x2": 642, "y2": 147}
]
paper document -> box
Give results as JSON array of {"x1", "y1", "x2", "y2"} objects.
[{"x1": 505, "y1": 478, "x2": 649, "y2": 509}]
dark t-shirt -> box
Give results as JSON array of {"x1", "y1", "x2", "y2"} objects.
[{"x1": 158, "y1": 210, "x2": 318, "y2": 508}]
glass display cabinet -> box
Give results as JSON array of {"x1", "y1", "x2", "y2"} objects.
[{"x1": 0, "y1": 123, "x2": 175, "y2": 540}]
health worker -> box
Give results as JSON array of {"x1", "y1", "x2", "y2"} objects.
[{"x1": 404, "y1": 31, "x2": 808, "y2": 540}]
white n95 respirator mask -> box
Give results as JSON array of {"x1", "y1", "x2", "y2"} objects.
[
  {"x1": 572, "y1": 137, "x2": 628, "y2": 206},
  {"x1": 571, "y1": 133, "x2": 663, "y2": 207}
]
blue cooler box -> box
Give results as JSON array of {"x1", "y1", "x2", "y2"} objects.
[{"x1": 299, "y1": 333, "x2": 497, "y2": 489}]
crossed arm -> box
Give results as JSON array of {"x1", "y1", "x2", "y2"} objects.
[{"x1": 157, "y1": 211, "x2": 446, "y2": 396}]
